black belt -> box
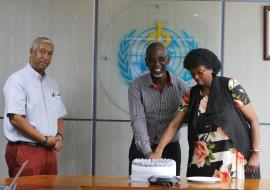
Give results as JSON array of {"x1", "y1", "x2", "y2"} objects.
[{"x1": 8, "y1": 141, "x2": 41, "y2": 146}]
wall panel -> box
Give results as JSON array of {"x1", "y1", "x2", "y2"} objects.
[
  {"x1": 224, "y1": 2, "x2": 270, "y2": 123},
  {"x1": 95, "y1": 122, "x2": 132, "y2": 176},
  {"x1": 96, "y1": 0, "x2": 221, "y2": 119},
  {"x1": 0, "y1": 0, "x2": 94, "y2": 178},
  {"x1": 58, "y1": 121, "x2": 92, "y2": 176},
  {"x1": 0, "y1": 0, "x2": 94, "y2": 119}
]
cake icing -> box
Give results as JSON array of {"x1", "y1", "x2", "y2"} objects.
[{"x1": 130, "y1": 158, "x2": 176, "y2": 182}]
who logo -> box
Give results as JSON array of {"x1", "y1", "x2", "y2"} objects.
[{"x1": 117, "y1": 21, "x2": 198, "y2": 85}]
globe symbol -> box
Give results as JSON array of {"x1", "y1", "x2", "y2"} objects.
[{"x1": 117, "y1": 21, "x2": 198, "y2": 85}]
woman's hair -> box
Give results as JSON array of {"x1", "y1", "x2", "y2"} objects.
[{"x1": 183, "y1": 48, "x2": 221, "y2": 75}]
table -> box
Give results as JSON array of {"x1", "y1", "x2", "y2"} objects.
[{"x1": 0, "y1": 176, "x2": 270, "y2": 190}]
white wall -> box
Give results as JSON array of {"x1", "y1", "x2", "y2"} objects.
[
  {"x1": 223, "y1": 1, "x2": 270, "y2": 178},
  {"x1": 0, "y1": 0, "x2": 95, "y2": 178},
  {"x1": 0, "y1": 0, "x2": 269, "y2": 180},
  {"x1": 224, "y1": 2, "x2": 270, "y2": 123}
]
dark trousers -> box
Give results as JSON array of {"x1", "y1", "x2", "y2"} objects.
[{"x1": 129, "y1": 137, "x2": 181, "y2": 176}]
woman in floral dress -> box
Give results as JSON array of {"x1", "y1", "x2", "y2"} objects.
[{"x1": 149, "y1": 48, "x2": 260, "y2": 180}]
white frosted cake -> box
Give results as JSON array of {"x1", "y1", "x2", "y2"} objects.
[{"x1": 130, "y1": 158, "x2": 176, "y2": 182}]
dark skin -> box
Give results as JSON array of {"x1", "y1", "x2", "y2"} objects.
[
  {"x1": 150, "y1": 65, "x2": 260, "y2": 175},
  {"x1": 8, "y1": 41, "x2": 64, "y2": 151},
  {"x1": 29, "y1": 42, "x2": 53, "y2": 75},
  {"x1": 143, "y1": 44, "x2": 170, "y2": 158},
  {"x1": 145, "y1": 44, "x2": 170, "y2": 90}
]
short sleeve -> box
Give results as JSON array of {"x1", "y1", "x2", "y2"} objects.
[
  {"x1": 4, "y1": 77, "x2": 26, "y2": 116},
  {"x1": 228, "y1": 78, "x2": 250, "y2": 108},
  {"x1": 178, "y1": 90, "x2": 190, "y2": 112}
]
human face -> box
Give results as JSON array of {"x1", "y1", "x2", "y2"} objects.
[
  {"x1": 29, "y1": 42, "x2": 54, "y2": 75},
  {"x1": 146, "y1": 45, "x2": 169, "y2": 78},
  {"x1": 189, "y1": 65, "x2": 213, "y2": 87}
]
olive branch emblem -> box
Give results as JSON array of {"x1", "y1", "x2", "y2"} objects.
[{"x1": 117, "y1": 29, "x2": 137, "y2": 85}]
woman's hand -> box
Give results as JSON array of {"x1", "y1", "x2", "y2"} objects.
[
  {"x1": 148, "y1": 150, "x2": 162, "y2": 159},
  {"x1": 245, "y1": 152, "x2": 260, "y2": 174},
  {"x1": 238, "y1": 103, "x2": 260, "y2": 175}
]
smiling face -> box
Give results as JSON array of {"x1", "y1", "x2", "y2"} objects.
[
  {"x1": 189, "y1": 65, "x2": 213, "y2": 87},
  {"x1": 29, "y1": 42, "x2": 54, "y2": 75},
  {"x1": 145, "y1": 44, "x2": 169, "y2": 78}
]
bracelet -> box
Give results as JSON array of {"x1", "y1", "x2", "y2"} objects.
[
  {"x1": 251, "y1": 149, "x2": 261, "y2": 152},
  {"x1": 56, "y1": 132, "x2": 64, "y2": 140}
]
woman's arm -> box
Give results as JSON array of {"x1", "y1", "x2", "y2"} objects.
[
  {"x1": 238, "y1": 103, "x2": 260, "y2": 174},
  {"x1": 148, "y1": 111, "x2": 187, "y2": 159},
  {"x1": 228, "y1": 78, "x2": 260, "y2": 174}
]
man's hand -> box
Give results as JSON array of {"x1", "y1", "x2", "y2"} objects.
[
  {"x1": 53, "y1": 135, "x2": 63, "y2": 151},
  {"x1": 43, "y1": 136, "x2": 56, "y2": 148}
]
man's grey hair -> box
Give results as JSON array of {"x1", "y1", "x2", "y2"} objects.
[{"x1": 30, "y1": 37, "x2": 54, "y2": 50}]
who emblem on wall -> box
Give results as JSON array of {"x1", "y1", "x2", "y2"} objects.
[{"x1": 117, "y1": 21, "x2": 198, "y2": 85}]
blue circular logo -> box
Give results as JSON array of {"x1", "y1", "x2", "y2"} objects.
[{"x1": 117, "y1": 22, "x2": 198, "y2": 85}]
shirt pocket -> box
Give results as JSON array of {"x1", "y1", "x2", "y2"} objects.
[{"x1": 49, "y1": 94, "x2": 62, "y2": 117}]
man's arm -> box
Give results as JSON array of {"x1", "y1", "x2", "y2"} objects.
[
  {"x1": 54, "y1": 118, "x2": 64, "y2": 151},
  {"x1": 149, "y1": 85, "x2": 190, "y2": 159},
  {"x1": 8, "y1": 114, "x2": 56, "y2": 146},
  {"x1": 128, "y1": 84, "x2": 152, "y2": 156}
]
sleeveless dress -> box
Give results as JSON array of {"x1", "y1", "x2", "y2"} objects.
[{"x1": 179, "y1": 79, "x2": 249, "y2": 180}]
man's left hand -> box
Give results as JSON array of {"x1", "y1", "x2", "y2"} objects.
[{"x1": 54, "y1": 135, "x2": 63, "y2": 151}]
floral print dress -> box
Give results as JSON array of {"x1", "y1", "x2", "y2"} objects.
[{"x1": 180, "y1": 79, "x2": 249, "y2": 180}]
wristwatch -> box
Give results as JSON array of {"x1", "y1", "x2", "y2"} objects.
[{"x1": 41, "y1": 136, "x2": 51, "y2": 148}]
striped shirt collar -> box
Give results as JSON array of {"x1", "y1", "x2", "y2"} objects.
[{"x1": 148, "y1": 71, "x2": 173, "y2": 91}]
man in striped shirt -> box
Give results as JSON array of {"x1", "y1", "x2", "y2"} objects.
[{"x1": 128, "y1": 42, "x2": 189, "y2": 176}]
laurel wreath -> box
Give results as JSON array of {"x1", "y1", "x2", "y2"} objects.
[
  {"x1": 117, "y1": 29, "x2": 137, "y2": 85},
  {"x1": 179, "y1": 30, "x2": 198, "y2": 83}
]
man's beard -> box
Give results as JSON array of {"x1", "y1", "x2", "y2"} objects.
[{"x1": 153, "y1": 73, "x2": 164, "y2": 78}]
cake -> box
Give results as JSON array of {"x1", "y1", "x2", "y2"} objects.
[{"x1": 130, "y1": 158, "x2": 176, "y2": 182}]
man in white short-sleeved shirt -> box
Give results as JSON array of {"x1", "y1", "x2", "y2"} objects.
[{"x1": 3, "y1": 37, "x2": 67, "y2": 177}]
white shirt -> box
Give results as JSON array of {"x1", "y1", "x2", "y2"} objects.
[{"x1": 3, "y1": 63, "x2": 67, "y2": 142}]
